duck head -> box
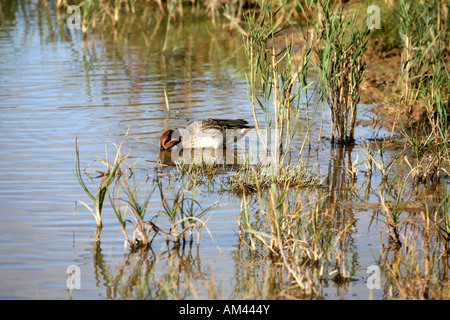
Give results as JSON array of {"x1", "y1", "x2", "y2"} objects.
[{"x1": 159, "y1": 129, "x2": 182, "y2": 151}]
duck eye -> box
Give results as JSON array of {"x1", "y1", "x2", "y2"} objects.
[{"x1": 164, "y1": 131, "x2": 173, "y2": 144}]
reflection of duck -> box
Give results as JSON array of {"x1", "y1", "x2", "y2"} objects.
[
  {"x1": 158, "y1": 149, "x2": 177, "y2": 166},
  {"x1": 158, "y1": 148, "x2": 250, "y2": 166},
  {"x1": 159, "y1": 119, "x2": 254, "y2": 151}
]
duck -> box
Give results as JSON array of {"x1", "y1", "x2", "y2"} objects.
[{"x1": 159, "y1": 118, "x2": 254, "y2": 151}]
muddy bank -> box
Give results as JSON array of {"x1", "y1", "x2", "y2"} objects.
[{"x1": 361, "y1": 49, "x2": 428, "y2": 133}]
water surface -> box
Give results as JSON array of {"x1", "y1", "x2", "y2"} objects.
[{"x1": 1, "y1": 2, "x2": 440, "y2": 300}]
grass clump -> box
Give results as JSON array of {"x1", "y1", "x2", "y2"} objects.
[
  {"x1": 109, "y1": 173, "x2": 160, "y2": 251},
  {"x1": 229, "y1": 163, "x2": 322, "y2": 193},
  {"x1": 75, "y1": 137, "x2": 127, "y2": 229},
  {"x1": 156, "y1": 171, "x2": 220, "y2": 245},
  {"x1": 310, "y1": 0, "x2": 370, "y2": 144}
]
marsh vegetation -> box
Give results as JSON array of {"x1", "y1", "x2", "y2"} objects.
[{"x1": 1, "y1": 0, "x2": 448, "y2": 299}]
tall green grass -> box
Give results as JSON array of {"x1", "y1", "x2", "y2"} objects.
[
  {"x1": 397, "y1": 0, "x2": 448, "y2": 106},
  {"x1": 242, "y1": 0, "x2": 314, "y2": 176},
  {"x1": 398, "y1": 0, "x2": 450, "y2": 183},
  {"x1": 236, "y1": 0, "x2": 366, "y2": 294},
  {"x1": 310, "y1": 0, "x2": 370, "y2": 144}
]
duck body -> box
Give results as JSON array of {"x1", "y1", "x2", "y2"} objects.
[{"x1": 160, "y1": 118, "x2": 254, "y2": 151}]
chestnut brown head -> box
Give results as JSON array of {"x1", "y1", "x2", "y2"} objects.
[{"x1": 159, "y1": 130, "x2": 181, "y2": 150}]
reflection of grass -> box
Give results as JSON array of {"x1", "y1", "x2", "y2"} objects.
[
  {"x1": 50, "y1": 0, "x2": 300, "y2": 37},
  {"x1": 437, "y1": 184, "x2": 450, "y2": 250},
  {"x1": 162, "y1": 0, "x2": 175, "y2": 52},
  {"x1": 239, "y1": 182, "x2": 355, "y2": 295},
  {"x1": 380, "y1": 215, "x2": 450, "y2": 299},
  {"x1": 86, "y1": 239, "x2": 222, "y2": 300}
]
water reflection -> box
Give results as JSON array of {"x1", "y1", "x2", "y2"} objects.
[
  {"x1": 158, "y1": 147, "x2": 253, "y2": 166},
  {"x1": 82, "y1": 236, "x2": 219, "y2": 300}
]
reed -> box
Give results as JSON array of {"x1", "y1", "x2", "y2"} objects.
[
  {"x1": 237, "y1": 0, "x2": 358, "y2": 294},
  {"x1": 397, "y1": 0, "x2": 448, "y2": 107},
  {"x1": 74, "y1": 137, "x2": 127, "y2": 229},
  {"x1": 75, "y1": 134, "x2": 220, "y2": 251},
  {"x1": 396, "y1": 0, "x2": 449, "y2": 185},
  {"x1": 156, "y1": 169, "x2": 220, "y2": 245},
  {"x1": 312, "y1": 0, "x2": 369, "y2": 144},
  {"x1": 400, "y1": 64, "x2": 449, "y2": 183},
  {"x1": 242, "y1": 0, "x2": 314, "y2": 176},
  {"x1": 111, "y1": 173, "x2": 160, "y2": 251}
]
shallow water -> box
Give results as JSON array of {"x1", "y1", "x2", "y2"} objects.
[{"x1": 0, "y1": 2, "x2": 447, "y2": 300}]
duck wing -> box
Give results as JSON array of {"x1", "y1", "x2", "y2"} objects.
[
  {"x1": 179, "y1": 119, "x2": 255, "y2": 149},
  {"x1": 199, "y1": 119, "x2": 254, "y2": 131}
]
